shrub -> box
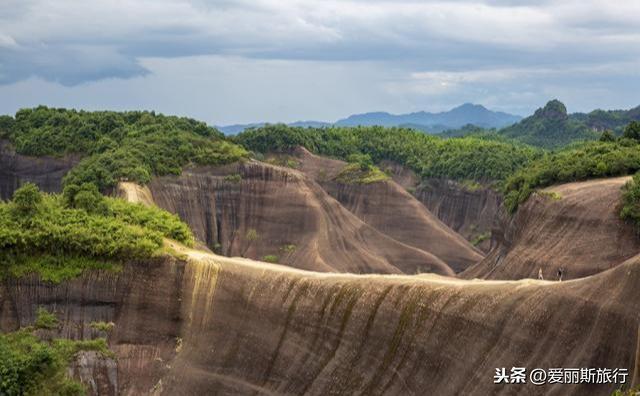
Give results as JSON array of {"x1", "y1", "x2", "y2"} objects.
[
  {"x1": 223, "y1": 174, "x2": 242, "y2": 183},
  {"x1": 620, "y1": 172, "x2": 640, "y2": 231},
  {"x1": 0, "y1": 184, "x2": 194, "y2": 281},
  {"x1": 12, "y1": 183, "x2": 42, "y2": 214},
  {"x1": 503, "y1": 140, "x2": 640, "y2": 212},
  {"x1": 34, "y1": 307, "x2": 59, "y2": 330},
  {"x1": 262, "y1": 255, "x2": 279, "y2": 263}
]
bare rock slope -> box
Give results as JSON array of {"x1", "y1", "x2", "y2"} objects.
[
  {"x1": 143, "y1": 162, "x2": 454, "y2": 275},
  {"x1": 288, "y1": 147, "x2": 483, "y2": 272},
  {"x1": 0, "y1": 140, "x2": 78, "y2": 200},
  {"x1": 463, "y1": 177, "x2": 640, "y2": 280},
  {"x1": 381, "y1": 160, "x2": 500, "y2": 253},
  {"x1": 1, "y1": 242, "x2": 638, "y2": 395}
]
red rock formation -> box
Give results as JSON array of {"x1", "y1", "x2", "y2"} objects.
[
  {"x1": 146, "y1": 162, "x2": 454, "y2": 275},
  {"x1": 463, "y1": 177, "x2": 640, "y2": 280}
]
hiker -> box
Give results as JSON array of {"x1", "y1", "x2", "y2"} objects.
[
  {"x1": 557, "y1": 267, "x2": 564, "y2": 282},
  {"x1": 538, "y1": 268, "x2": 544, "y2": 280}
]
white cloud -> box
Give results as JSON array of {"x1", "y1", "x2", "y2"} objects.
[{"x1": 1, "y1": 0, "x2": 640, "y2": 120}]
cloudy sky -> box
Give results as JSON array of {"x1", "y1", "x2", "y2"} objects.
[{"x1": 1, "y1": 0, "x2": 639, "y2": 125}]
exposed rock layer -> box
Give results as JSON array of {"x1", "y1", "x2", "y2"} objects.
[
  {"x1": 1, "y1": 246, "x2": 638, "y2": 395},
  {"x1": 463, "y1": 177, "x2": 640, "y2": 280},
  {"x1": 146, "y1": 162, "x2": 454, "y2": 275},
  {"x1": 414, "y1": 179, "x2": 500, "y2": 253},
  {"x1": 286, "y1": 147, "x2": 483, "y2": 272},
  {"x1": 0, "y1": 140, "x2": 78, "y2": 200}
]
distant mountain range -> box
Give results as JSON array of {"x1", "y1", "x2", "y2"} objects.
[{"x1": 217, "y1": 103, "x2": 521, "y2": 135}]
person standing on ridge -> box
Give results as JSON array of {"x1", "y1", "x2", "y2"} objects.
[
  {"x1": 557, "y1": 267, "x2": 565, "y2": 282},
  {"x1": 538, "y1": 268, "x2": 544, "y2": 280}
]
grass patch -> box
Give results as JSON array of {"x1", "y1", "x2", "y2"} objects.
[
  {"x1": 470, "y1": 232, "x2": 491, "y2": 247},
  {"x1": 281, "y1": 244, "x2": 296, "y2": 254},
  {"x1": 89, "y1": 321, "x2": 115, "y2": 333},
  {"x1": 266, "y1": 155, "x2": 299, "y2": 169},
  {"x1": 34, "y1": 307, "x2": 59, "y2": 330},
  {"x1": 262, "y1": 255, "x2": 279, "y2": 263},
  {"x1": 223, "y1": 173, "x2": 242, "y2": 183},
  {"x1": 459, "y1": 180, "x2": 483, "y2": 192},
  {"x1": 335, "y1": 163, "x2": 390, "y2": 185},
  {"x1": 536, "y1": 191, "x2": 562, "y2": 201}
]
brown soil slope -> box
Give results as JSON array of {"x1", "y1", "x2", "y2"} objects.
[
  {"x1": 142, "y1": 162, "x2": 453, "y2": 275},
  {"x1": 463, "y1": 177, "x2": 640, "y2": 280},
  {"x1": 286, "y1": 147, "x2": 484, "y2": 272},
  {"x1": 2, "y1": 244, "x2": 639, "y2": 395}
]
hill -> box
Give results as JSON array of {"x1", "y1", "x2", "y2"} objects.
[
  {"x1": 335, "y1": 103, "x2": 521, "y2": 130},
  {"x1": 499, "y1": 99, "x2": 600, "y2": 148},
  {"x1": 218, "y1": 104, "x2": 521, "y2": 135}
]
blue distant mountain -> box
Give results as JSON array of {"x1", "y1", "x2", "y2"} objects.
[
  {"x1": 335, "y1": 103, "x2": 521, "y2": 130},
  {"x1": 217, "y1": 104, "x2": 521, "y2": 135}
]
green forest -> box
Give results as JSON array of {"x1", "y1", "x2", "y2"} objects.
[
  {"x1": 0, "y1": 183, "x2": 193, "y2": 282},
  {"x1": 235, "y1": 124, "x2": 540, "y2": 182},
  {"x1": 0, "y1": 106, "x2": 247, "y2": 191}
]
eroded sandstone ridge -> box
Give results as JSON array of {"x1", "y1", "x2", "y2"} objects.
[
  {"x1": 463, "y1": 177, "x2": 640, "y2": 280},
  {"x1": 1, "y1": 242, "x2": 638, "y2": 395},
  {"x1": 143, "y1": 161, "x2": 456, "y2": 275}
]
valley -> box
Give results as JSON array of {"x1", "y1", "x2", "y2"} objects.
[{"x1": 1, "y1": 106, "x2": 640, "y2": 395}]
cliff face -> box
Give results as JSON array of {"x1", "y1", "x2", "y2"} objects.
[
  {"x1": 285, "y1": 147, "x2": 483, "y2": 272},
  {"x1": 414, "y1": 179, "x2": 500, "y2": 253},
  {"x1": 0, "y1": 140, "x2": 79, "y2": 200},
  {"x1": 1, "y1": 246, "x2": 638, "y2": 395},
  {"x1": 379, "y1": 159, "x2": 499, "y2": 253},
  {"x1": 462, "y1": 177, "x2": 640, "y2": 280},
  {"x1": 145, "y1": 162, "x2": 454, "y2": 275}
]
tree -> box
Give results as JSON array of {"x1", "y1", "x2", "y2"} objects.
[
  {"x1": 347, "y1": 153, "x2": 374, "y2": 171},
  {"x1": 622, "y1": 121, "x2": 640, "y2": 141},
  {"x1": 599, "y1": 130, "x2": 616, "y2": 142},
  {"x1": 12, "y1": 183, "x2": 42, "y2": 213},
  {"x1": 63, "y1": 183, "x2": 108, "y2": 214}
]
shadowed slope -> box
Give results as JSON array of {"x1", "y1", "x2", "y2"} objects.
[
  {"x1": 463, "y1": 177, "x2": 640, "y2": 280},
  {"x1": 140, "y1": 162, "x2": 453, "y2": 275},
  {"x1": 287, "y1": 147, "x2": 484, "y2": 272}
]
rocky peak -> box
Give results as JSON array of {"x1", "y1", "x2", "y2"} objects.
[{"x1": 534, "y1": 99, "x2": 568, "y2": 121}]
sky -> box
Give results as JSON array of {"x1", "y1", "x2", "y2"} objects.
[{"x1": 1, "y1": 0, "x2": 639, "y2": 125}]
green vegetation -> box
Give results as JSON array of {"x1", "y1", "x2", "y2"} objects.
[
  {"x1": 0, "y1": 307, "x2": 112, "y2": 395},
  {"x1": 2, "y1": 106, "x2": 247, "y2": 191},
  {"x1": 265, "y1": 155, "x2": 299, "y2": 169},
  {"x1": 89, "y1": 321, "x2": 115, "y2": 333},
  {"x1": 262, "y1": 255, "x2": 279, "y2": 263},
  {"x1": 34, "y1": 307, "x2": 59, "y2": 330},
  {"x1": 281, "y1": 244, "x2": 297, "y2": 254},
  {"x1": 620, "y1": 172, "x2": 640, "y2": 232},
  {"x1": 503, "y1": 140, "x2": 640, "y2": 212},
  {"x1": 335, "y1": 163, "x2": 390, "y2": 184},
  {"x1": 235, "y1": 124, "x2": 539, "y2": 182},
  {"x1": 500, "y1": 100, "x2": 600, "y2": 149},
  {"x1": 611, "y1": 386, "x2": 640, "y2": 396},
  {"x1": 470, "y1": 232, "x2": 490, "y2": 247},
  {"x1": 0, "y1": 183, "x2": 194, "y2": 282},
  {"x1": 223, "y1": 174, "x2": 242, "y2": 183}
]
